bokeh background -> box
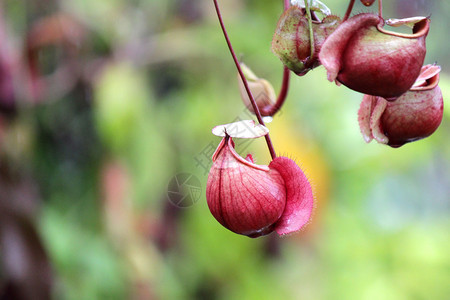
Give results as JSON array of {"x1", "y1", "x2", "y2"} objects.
[{"x1": 0, "y1": 0, "x2": 449, "y2": 299}]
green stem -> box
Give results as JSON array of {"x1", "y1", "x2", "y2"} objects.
[{"x1": 304, "y1": 0, "x2": 315, "y2": 67}]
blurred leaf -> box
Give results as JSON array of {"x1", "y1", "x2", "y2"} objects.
[{"x1": 94, "y1": 63, "x2": 147, "y2": 153}]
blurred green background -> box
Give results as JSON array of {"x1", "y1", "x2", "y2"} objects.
[{"x1": 0, "y1": 0, "x2": 449, "y2": 299}]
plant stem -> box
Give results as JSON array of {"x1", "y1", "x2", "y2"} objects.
[
  {"x1": 212, "y1": 0, "x2": 277, "y2": 159},
  {"x1": 343, "y1": 0, "x2": 355, "y2": 21},
  {"x1": 262, "y1": 67, "x2": 290, "y2": 116},
  {"x1": 378, "y1": 0, "x2": 383, "y2": 18},
  {"x1": 304, "y1": 0, "x2": 315, "y2": 68},
  {"x1": 262, "y1": 0, "x2": 291, "y2": 116}
]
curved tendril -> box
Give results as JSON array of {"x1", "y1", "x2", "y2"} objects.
[
  {"x1": 262, "y1": 67, "x2": 290, "y2": 116},
  {"x1": 259, "y1": 0, "x2": 291, "y2": 118}
]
